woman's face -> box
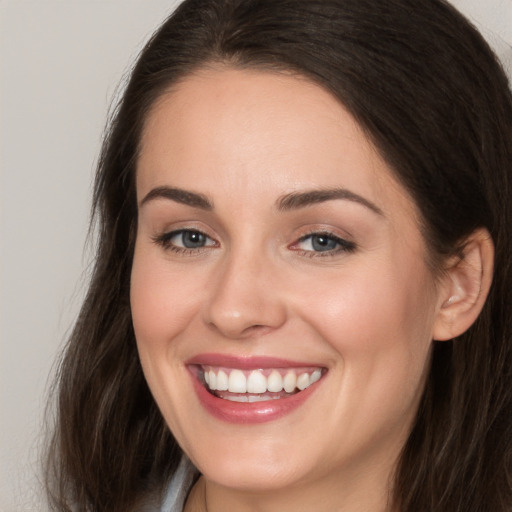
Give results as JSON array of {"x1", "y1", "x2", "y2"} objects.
[{"x1": 131, "y1": 69, "x2": 443, "y2": 494}]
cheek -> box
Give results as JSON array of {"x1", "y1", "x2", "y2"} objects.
[
  {"x1": 130, "y1": 245, "x2": 204, "y2": 370},
  {"x1": 293, "y1": 258, "x2": 436, "y2": 411},
  {"x1": 299, "y1": 258, "x2": 434, "y2": 344},
  {"x1": 129, "y1": 246, "x2": 204, "y2": 437}
]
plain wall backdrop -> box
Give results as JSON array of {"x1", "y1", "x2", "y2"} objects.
[{"x1": 1, "y1": 1, "x2": 511, "y2": 510}]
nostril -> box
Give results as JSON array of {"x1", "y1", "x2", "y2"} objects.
[{"x1": 206, "y1": 320, "x2": 273, "y2": 339}]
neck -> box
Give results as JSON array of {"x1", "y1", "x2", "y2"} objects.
[{"x1": 185, "y1": 460, "x2": 397, "y2": 512}]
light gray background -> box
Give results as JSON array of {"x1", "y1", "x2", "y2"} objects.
[{"x1": 1, "y1": 1, "x2": 511, "y2": 510}]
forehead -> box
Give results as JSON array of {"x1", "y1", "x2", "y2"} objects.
[
  {"x1": 140, "y1": 67, "x2": 369, "y2": 162},
  {"x1": 137, "y1": 67, "x2": 417, "y2": 222}
]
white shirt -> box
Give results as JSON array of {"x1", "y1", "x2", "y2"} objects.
[{"x1": 158, "y1": 457, "x2": 198, "y2": 512}]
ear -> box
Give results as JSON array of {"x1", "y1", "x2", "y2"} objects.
[{"x1": 433, "y1": 228, "x2": 494, "y2": 341}]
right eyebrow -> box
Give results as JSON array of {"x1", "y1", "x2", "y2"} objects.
[{"x1": 139, "y1": 186, "x2": 213, "y2": 210}]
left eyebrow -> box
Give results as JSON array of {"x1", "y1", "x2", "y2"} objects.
[{"x1": 276, "y1": 188, "x2": 384, "y2": 216}]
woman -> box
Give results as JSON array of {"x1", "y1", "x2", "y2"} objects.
[{"x1": 45, "y1": 0, "x2": 512, "y2": 511}]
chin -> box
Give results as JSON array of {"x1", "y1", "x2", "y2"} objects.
[{"x1": 182, "y1": 428, "x2": 313, "y2": 490}]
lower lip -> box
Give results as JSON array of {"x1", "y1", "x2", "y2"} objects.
[{"x1": 189, "y1": 369, "x2": 322, "y2": 424}]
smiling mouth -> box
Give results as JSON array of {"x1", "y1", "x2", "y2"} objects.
[{"x1": 198, "y1": 366, "x2": 325, "y2": 402}]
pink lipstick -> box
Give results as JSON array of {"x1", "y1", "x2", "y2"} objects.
[{"x1": 186, "y1": 354, "x2": 326, "y2": 423}]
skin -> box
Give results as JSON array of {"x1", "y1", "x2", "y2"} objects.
[{"x1": 131, "y1": 68, "x2": 453, "y2": 512}]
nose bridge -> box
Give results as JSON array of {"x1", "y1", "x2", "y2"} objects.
[{"x1": 203, "y1": 239, "x2": 286, "y2": 339}]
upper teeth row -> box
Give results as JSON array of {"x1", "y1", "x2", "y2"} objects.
[{"x1": 203, "y1": 367, "x2": 322, "y2": 394}]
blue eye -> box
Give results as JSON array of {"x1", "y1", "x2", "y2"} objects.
[
  {"x1": 295, "y1": 233, "x2": 355, "y2": 255},
  {"x1": 154, "y1": 229, "x2": 216, "y2": 252},
  {"x1": 173, "y1": 230, "x2": 209, "y2": 248},
  {"x1": 309, "y1": 234, "x2": 339, "y2": 252}
]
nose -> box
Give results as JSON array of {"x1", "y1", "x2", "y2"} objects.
[{"x1": 202, "y1": 249, "x2": 287, "y2": 339}]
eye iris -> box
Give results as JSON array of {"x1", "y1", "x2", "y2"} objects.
[
  {"x1": 311, "y1": 235, "x2": 337, "y2": 252},
  {"x1": 182, "y1": 231, "x2": 206, "y2": 248}
]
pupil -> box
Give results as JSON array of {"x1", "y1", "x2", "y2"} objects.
[
  {"x1": 183, "y1": 231, "x2": 205, "y2": 248},
  {"x1": 312, "y1": 235, "x2": 336, "y2": 252}
]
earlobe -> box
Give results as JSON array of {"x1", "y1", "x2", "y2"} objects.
[{"x1": 433, "y1": 228, "x2": 494, "y2": 341}]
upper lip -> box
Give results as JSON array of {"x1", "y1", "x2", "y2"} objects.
[{"x1": 185, "y1": 353, "x2": 326, "y2": 370}]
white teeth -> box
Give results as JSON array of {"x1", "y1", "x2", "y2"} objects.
[
  {"x1": 247, "y1": 370, "x2": 267, "y2": 393},
  {"x1": 267, "y1": 370, "x2": 283, "y2": 392},
  {"x1": 283, "y1": 372, "x2": 297, "y2": 393},
  {"x1": 310, "y1": 369, "x2": 322, "y2": 384},
  {"x1": 296, "y1": 372, "x2": 310, "y2": 391},
  {"x1": 216, "y1": 370, "x2": 229, "y2": 391},
  {"x1": 248, "y1": 395, "x2": 269, "y2": 402},
  {"x1": 228, "y1": 369, "x2": 247, "y2": 393},
  {"x1": 203, "y1": 366, "x2": 324, "y2": 396},
  {"x1": 208, "y1": 370, "x2": 216, "y2": 390},
  {"x1": 227, "y1": 395, "x2": 248, "y2": 402}
]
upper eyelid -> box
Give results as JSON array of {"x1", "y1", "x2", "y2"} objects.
[
  {"x1": 298, "y1": 231, "x2": 343, "y2": 240},
  {"x1": 290, "y1": 230, "x2": 357, "y2": 254},
  {"x1": 155, "y1": 224, "x2": 216, "y2": 238},
  {"x1": 158, "y1": 227, "x2": 216, "y2": 242},
  {"x1": 294, "y1": 226, "x2": 354, "y2": 243},
  {"x1": 295, "y1": 232, "x2": 354, "y2": 245}
]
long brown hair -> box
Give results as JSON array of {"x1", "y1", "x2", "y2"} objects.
[{"x1": 46, "y1": 1, "x2": 512, "y2": 510}]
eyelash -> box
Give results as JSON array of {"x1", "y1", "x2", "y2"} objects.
[
  {"x1": 291, "y1": 231, "x2": 356, "y2": 257},
  {"x1": 152, "y1": 229, "x2": 217, "y2": 255},
  {"x1": 152, "y1": 229, "x2": 356, "y2": 257}
]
